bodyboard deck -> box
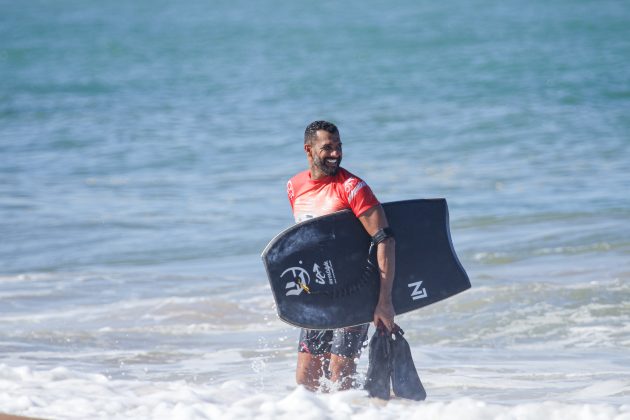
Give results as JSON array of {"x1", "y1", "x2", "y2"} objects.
[{"x1": 261, "y1": 199, "x2": 470, "y2": 329}]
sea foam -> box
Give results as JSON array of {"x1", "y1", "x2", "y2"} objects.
[{"x1": 1, "y1": 365, "x2": 629, "y2": 420}]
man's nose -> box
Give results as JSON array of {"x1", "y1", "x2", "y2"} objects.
[{"x1": 330, "y1": 149, "x2": 341, "y2": 157}]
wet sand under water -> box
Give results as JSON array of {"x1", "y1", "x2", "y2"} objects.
[{"x1": 0, "y1": 414, "x2": 45, "y2": 420}]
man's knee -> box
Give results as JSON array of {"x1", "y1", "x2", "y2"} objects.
[
  {"x1": 329, "y1": 354, "x2": 358, "y2": 389},
  {"x1": 296, "y1": 352, "x2": 329, "y2": 390}
]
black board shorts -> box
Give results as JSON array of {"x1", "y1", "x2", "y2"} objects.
[{"x1": 298, "y1": 324, "x2": 369, "y2": 358}]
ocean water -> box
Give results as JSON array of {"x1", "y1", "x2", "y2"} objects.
[{"x1": 1, "y1": 0, "x2": 630, "y2": 418}]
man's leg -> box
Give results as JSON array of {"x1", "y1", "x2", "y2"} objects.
[
  {"x1": 295, "y1": 328, "x2": 333, "y2": 390},
  {"x1": 296, "y1": 352, "x2": 330, "y2": 391},
  {"x1": 329, "y1": 324, "x2": 369, "y2": 390},
  {"x1": 328, "y1": 354, "x2": 358, "y2": 390}
]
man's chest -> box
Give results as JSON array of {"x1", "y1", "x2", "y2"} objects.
[{"x1": 292, "y1": 183, "x2": 348, "y2": 222}]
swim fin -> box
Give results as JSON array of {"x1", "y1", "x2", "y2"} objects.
[
  {"x1": 390, "y1": 328, "x2": 426, "y2": 401},
  {"x1": 364, "y1": 327, "x2": 391, "y2": 400}
]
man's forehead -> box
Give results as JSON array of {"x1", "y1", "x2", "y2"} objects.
[{"x1": 314, "y1": 130, "x2": 341, "y2": 143}]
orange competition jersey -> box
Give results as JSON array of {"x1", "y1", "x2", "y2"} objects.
[{"x1": 287, "y1": 168, "x2": 379, "y2": 223}]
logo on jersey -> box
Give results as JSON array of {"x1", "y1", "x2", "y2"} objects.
[
  {"x1": 344, "y1": 177, "x2": 367, "y2": 202},
  {"x1": 287, "y1": 180, "x2": 295, "y2": 201},
  {"x1": 408, "y1": 280, "x2": 428, "y2": 300}
]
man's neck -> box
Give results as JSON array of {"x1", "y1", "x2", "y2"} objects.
[{"x1": 309, "y1": 166, "x2": 327, "y2": 180}]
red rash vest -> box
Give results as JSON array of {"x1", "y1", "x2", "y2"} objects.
[{"x1": 287, "y1": 168, "x2": 379, "y2": 223}]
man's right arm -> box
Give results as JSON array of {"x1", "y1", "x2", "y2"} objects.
[{"x1": 358, "y1": 205, "x2": 396, "y2": 332}]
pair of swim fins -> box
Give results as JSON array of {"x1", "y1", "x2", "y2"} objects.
[{"x1": 364, "y1": 326, "x2": 427, "y2": 401}]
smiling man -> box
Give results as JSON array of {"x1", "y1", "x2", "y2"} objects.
[{"x1": 286, "y1": 120, "x2": 396, "y2": 391}]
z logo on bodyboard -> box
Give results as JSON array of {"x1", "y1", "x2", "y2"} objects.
[{"x1": 408, "y1": 280, "x2": 428, "y2": 300}]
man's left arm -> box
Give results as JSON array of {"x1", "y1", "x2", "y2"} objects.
[{"x1": 358, "y1": 205, "x2": 396, "y2": 332}]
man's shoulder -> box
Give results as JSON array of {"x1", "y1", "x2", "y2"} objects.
[
  {"x1": 288, "y1": 169, "x2": 310, "y2": 186},
  {"x1": 335, "y1": 168, "x2": 369, "y2": 188},
  {"x1": 287, "y1": 170, "x2": 310, "y2": 203},
  {"x1": 289, "y1": 169, "x2": 310, "y2": 180},
  {"x1": 336, "y1": 167, "x2": 360, "y2": 181}
]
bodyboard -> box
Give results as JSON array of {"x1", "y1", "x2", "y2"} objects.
[{"x1": 261, "y1": 198, "x2": 470, "y2": 329}]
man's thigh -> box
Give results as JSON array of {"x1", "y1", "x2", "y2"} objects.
[{"x1": 331, "y1": 324, "x2": 369, "y2": 358}]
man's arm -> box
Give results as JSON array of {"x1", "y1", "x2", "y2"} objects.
[{"x1": 358, "y1": 205, "x2": 396, "y2": 332}]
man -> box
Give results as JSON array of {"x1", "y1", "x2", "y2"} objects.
[{"x1": 286, "y1": 120, "x2": 396, "y2": 391}]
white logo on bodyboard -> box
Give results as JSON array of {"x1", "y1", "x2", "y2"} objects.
[
  {"x1": 408, "y1": 280, "x2": 428, "y2": 300},
  {"x1": 313, "y1": 263, "x2": 326, "y2": 284},
  {"x1": 323, "y1": 260, "x2": 336, "y2": 285},
  {"x1": 312, "y1": 260, "x2": 337, "y2": 285},
  {"x1": 282, "y1": 266, "x2": 311, "y2": 296},
  {"x1": 282, "y1": 259, "x2": 337, "y2": 296}
]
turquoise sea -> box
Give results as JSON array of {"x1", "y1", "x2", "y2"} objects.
[{"x1": 1, "y1": 0, "x2": 629, "y2": 418}]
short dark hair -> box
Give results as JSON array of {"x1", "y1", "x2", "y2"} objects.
[{"x1": 304, "y1": 120, "x2": 339, "y2": 145}]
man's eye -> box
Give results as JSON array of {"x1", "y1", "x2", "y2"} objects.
[{"x1": 321, "y1": 145, "x2": 340, "y2": 152}]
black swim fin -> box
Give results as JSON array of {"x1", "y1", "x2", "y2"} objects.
[
  {"x1": 364, "y1": 328, "x2": 391, "y2": 400},
  {"x1": 390, "y1": 328, "x2": 426, "y2": 401}
]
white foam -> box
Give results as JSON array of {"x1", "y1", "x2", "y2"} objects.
[{"x1": 1, "y1": 365, "x2": 629, "y2": 420}]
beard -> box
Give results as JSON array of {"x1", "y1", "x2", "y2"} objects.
[{"x1": 313, "y1": 155, "x2": 342, "y2": 176}]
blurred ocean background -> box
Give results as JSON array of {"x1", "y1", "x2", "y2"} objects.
[{"x1": 1, "y1": 0, "x2": 629, "y2": 418}]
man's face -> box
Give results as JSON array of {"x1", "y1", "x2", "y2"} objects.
[{"x1": 306, "y1": 130, "x2": 343, "y2": 178}]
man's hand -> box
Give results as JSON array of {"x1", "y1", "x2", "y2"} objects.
[{"x1": 373, "y1": 297, "x2": 396, "y2": 332}]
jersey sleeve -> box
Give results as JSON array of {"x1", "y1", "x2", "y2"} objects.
[
  {"x1": 343, "y1": 175, "x2": 379, "y2": 217},
  {"x1": 286, "y1": 179, "x2": 295, "y2": 210}
]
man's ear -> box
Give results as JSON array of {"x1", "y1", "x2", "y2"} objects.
[{"x1": 304, "y1": 143, "x2": 311, "y2": 155}]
